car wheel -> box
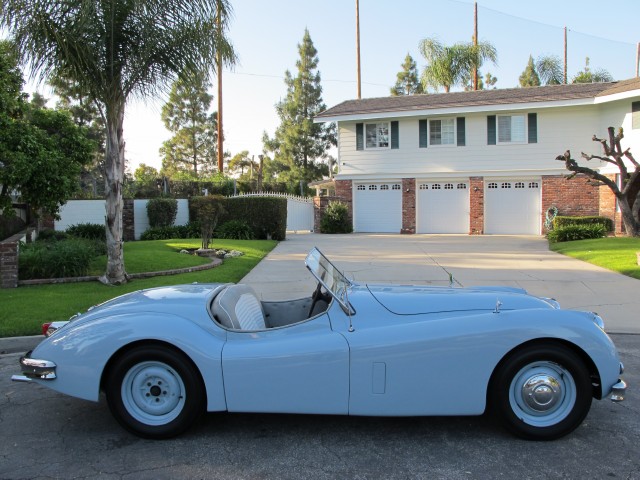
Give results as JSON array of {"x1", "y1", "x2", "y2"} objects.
[
  {"x1": 491, "y1": 344, "x2": 592, "y2": 440},
  {"x1": 105, "y1": 345, "x2": 205, "y2": 439}
]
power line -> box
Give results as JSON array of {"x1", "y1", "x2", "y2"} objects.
[{"x1": 228, "y1": 71, "x2": 388, "y2": 88}]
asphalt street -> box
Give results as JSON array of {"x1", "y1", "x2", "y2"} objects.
[{"x1": 1, "y1": 333, "x2": 638, "y2": 480}]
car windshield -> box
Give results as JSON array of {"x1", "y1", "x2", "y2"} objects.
[{"x1": 305, "y1": 248, "x2": 352, "y2": 311}]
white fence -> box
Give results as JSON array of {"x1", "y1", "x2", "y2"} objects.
[
  {"x1": 55, "y1": 194, "x2": 314, "y2": 238},
  {"x1": 55, "y1": 199, "x2": 189, "y2": 240},
  {"x1": 229, "y1": 193, "x2": 314, "y2": 232}
]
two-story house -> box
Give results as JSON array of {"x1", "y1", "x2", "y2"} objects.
[{"x1": 315, "y1": 79, "x2": 640, "y2": 235}]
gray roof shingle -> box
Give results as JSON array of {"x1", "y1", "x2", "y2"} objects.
[{"x1": 315, "y1": 78, "x2": 640, "y2": 119}]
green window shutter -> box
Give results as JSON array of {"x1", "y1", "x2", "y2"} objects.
[
  {"x1": 456, "y1": 117, "x2": 466, "y2": 146},
  {"x1": 419, "y1": 119, "x2": 428, "y2": 148},
  {"x1": 633, "y1": 102, "x2": 640, "y2": 130},
  {"x1": 487, "y1": 115, "x2": 496, "y2": 145},
  {"x1": 356, "y1": 123, "x2": 364, "y2": 150},
  {"x1": 528, "y1": 113, "x2": 538, "y2": 143},
  {"x1": 391, "y1": 121, "x2": 399, "y2": 149}
]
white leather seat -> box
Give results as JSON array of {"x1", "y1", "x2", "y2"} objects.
[{"x1": 211, "y1": 285, "x2": 266, "y2": 330}]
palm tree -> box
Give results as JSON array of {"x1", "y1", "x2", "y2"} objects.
[
  {"x1": 535, "y1": 55, "x2": 564, "y2": 85},
  {"x1": 1, "y1": 0, "x2": 236, "y2": 284},
  {"x1": 419, "y1": 37, "x2": 497, "y2": 93}
]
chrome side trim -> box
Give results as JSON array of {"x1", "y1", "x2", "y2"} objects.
[
  {"x1": 19, "y1": 353, "x2": 57, "y2": 380},
  {"x1": 610, "y1": 379, "x2": 627, "y2": 402},
  {"x1": 11, "y1": 375, "x2": 33, "y2": 383}
]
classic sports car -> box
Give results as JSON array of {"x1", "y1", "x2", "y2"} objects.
[{"x1": 13, "y1": 248, "x2": 626, "y2": 440}]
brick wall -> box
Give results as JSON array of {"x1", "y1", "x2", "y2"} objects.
[
  {"x1": 0, "y1": 235, "x2": 20, "y2": 288},
  {"x1": 123, "y1": 199, "x2": 135, "y2": 241},
  {"x1": 541, "y1": 175, "x2": 600, "y2": 232},
  {"x1": 334, "y1": 180, "x2": 353, "y2": 224},
  {"x1": 401, "y1": 178, "x2": 416, "y2": 234},
  {"x1": 469, "y1": 177, "x2": 484, "y2": 235},
  {"x1": 599, "y1": 174, "x2": 623, "y2": 233}
]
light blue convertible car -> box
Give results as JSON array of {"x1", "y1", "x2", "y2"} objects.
[{"x1": 13, "y1": 248, "x2": 626, "y2": 440}]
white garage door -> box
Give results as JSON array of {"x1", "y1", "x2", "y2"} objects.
[
  {"x1": 417, "y1": 182, "x2": 469, "y2": 234},
  {"x1": 354, "y1": 183, "x2": 402, "y2": 233},
  {"x1": 485, "y1": 180, "x2": 541, "y2": 234}
]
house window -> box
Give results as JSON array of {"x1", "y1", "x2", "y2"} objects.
[
  {"x1": 392, "y1": 184, "x2": 401, "y2": 190},
  {"x1": 502, "y1": 182, "x2": 512, "y2": 189},
  {"x1": 365, "y1": 123, "x2": 390, "y2": 148},
  {"x1": 432, "y1": 183, "x2": 441, "y2": 190},
  {"x1": 357, "y1": 184, "x2": 366, "y2": 190},
  {"x1": 515, "y1": 182, "x2": 525, "y2": 189},
  {"x1": 497, "y1": 115, "x2": 526, "y2": 143},
  {"x1": 633, "y1": 102, "x2": 640, "y2": 130},
  {"x1": 429, "y1": 118, "x2": 455, "y2": 145},
  {"x1": 380, "y1": 184, "x2": 389, "y2": 190},
  {"x1": 488, "y1": 182, "x2": 498, "y2": 189},
  {"x1": 368, "y1": 184, "x2": 378, "y2": 190},
  {"x1": 457, "y1": 183, "x2": 467, "y2": 189},
  {"x1": 419, "y1": 184, "x2": 428, "y2": 190},
  {"x1": 444, "y1": 183, "x2": 454, "y2": 190},
  {"x1": 528, "y1": 182, "x2": 539, "y2": 189}
]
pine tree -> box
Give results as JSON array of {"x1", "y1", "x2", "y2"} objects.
[
  {"x1": 160, "y1": 70, "x2": 218, "y2": 178},
  {"x1": 391, "y1": 53, "x2": 424, "y2": 96},
  {"x1": 49, "y1": 69, "x2": 106, "y2": 195},
  {"x1": 519, "y1": 55, "x2": 541, "y2": 87},
  {"x1": 263, "y1": 29, "x2": 335, "y2": 191}
]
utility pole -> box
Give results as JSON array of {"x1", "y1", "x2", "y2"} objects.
[
  {"x1": 216, "y1": 1, "x2": 224, "y2": 173},
  {"x1": 355, "y1": 0, "x2": 361, "y2": 99},
  {"x1": 473, "y1": 2, "x2": 478, "y2": 91},
  {"x1": 563, "y1": 26, "x2": 568, "y2": 84}
]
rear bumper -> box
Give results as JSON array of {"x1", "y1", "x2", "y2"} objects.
[
  {"x1": 609, "y1": 362, "x2": 626, "y2": 402},
  {"x1": 12, "y1": 351, "x2": 57, "y2": 381}
]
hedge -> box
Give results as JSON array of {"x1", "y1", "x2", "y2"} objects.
[
  {"x1": 553, "y1": 216, "x2": 613, "y2": 231},
  {"x1": 547, "y1": 224, "x2": 607, "y2": 243},
  {"x1": 189, "y1": 196, "x2": 286, "y2": 241}
]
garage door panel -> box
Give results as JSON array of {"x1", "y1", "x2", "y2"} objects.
[
  {"x1": 484, "y1": 180, "x2": 541, "y2": 235},
  {"x1": 354, "y1": 183, "x2": 402, "y2": 233},
  {"x1": 417, "y1": 182, "x2": 469, "y2": 234}
]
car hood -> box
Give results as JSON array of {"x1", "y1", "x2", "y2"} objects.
[{"x1": 365, "y1": 284, "x2": 556, "y2": 315}]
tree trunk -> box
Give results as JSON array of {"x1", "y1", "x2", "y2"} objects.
[
  {"x1": 619, "y1": 197, "x2": 640, "y2": 237},
  {"x1": 101, "y1": 101, "x2": 128, "y2": 285}
]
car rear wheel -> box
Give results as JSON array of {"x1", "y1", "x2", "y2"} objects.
[
  {"x1": 105, "y1": 345, "x2": 205, "y2": 439},
  {"x1": 491, "y1": 344, "x2": 592, "y2": 440}
]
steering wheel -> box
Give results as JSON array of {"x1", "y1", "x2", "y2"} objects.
[{"x1": 308, "y1": 282, "x2": 323, "y2": 317}]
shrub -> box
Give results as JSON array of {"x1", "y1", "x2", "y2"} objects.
[
  {"x1": 140, "y1": 222, "x2": 200, "y2": 241},
  {"x1": 320, "y1": 201, "x2": 353, "y2": 234},
  {"x1": 66, "y1": 223, "x2": 106, "y2": 241},
  {"x1": 217, "y1": 220, "x2": 254, "y2": 240},
  {"x1": 190, "y1": 196, "x2": 226, "y2": 248},
  {"x1": 19, "y1": 238, "x2": 96, "y2": 279},
  {"x1": 147, "y1": 197, "x2": 178, "y2": 228},
  {"x1": 553, "y1": 216, "x2": 613, "y2": 231},
  {"x1": 220, "y1": 196, "x2": 287, "y2": 240},
  {"x1": 547, "y1": 224, "x2": 607, "y2": 243},
  {"x1": 37, "y1": 229, "x2": 69, "y2": 242}
]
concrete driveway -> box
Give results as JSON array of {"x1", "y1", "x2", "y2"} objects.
[{"x1": 242, "y1": 233, "x2": 640, "y2": 334}]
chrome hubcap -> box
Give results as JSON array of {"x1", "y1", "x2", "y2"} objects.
[{"x1": 521, "y1": 374, "x2": 562, "y2": 412}]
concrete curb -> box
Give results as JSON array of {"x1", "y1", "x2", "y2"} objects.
[{"x1": 0, "y1": 335, "x2": 42, "y2": 355}]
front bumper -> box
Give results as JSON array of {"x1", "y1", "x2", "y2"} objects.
[
  {"x1": 11, "y1": 351, "x2": 57, "y2": 382},
  {"x1": 610, "y1": 362, "x2": 626, "y2": 402}
]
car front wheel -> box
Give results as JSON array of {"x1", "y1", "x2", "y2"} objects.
[
  {"x1": 105, "y1": 345, "x2": 205, "y2": 439},
  {"x1": 491, "y1": 344, "x2": 592, "y2": 440}
]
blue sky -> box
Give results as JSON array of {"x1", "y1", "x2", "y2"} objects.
[{"x1": 14, "y1": 0, "x2": 640, "y2": 171}]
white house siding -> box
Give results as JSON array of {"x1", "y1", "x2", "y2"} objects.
[
  {"x1": 338, "y1": 106, "x2": 602, "y2": 179},
  {"x1": 596, "y1": 101, "x2": 640, "y2": 175}
]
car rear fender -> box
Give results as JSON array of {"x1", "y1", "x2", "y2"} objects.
[{"x1": 28, "y1": 313, "x2": 228, "y2": 411}]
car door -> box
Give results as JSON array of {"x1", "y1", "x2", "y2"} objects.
[{"x1": 221, "y1": 313, "x2": 350, "y2": 414}]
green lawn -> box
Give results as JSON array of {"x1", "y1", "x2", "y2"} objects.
[
  {"x1": 550, "y1": 237, "x2": 640, "y2": 279},
  {"x1": 0, "y1": 238, "x2": 277, "y2": 337}
]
